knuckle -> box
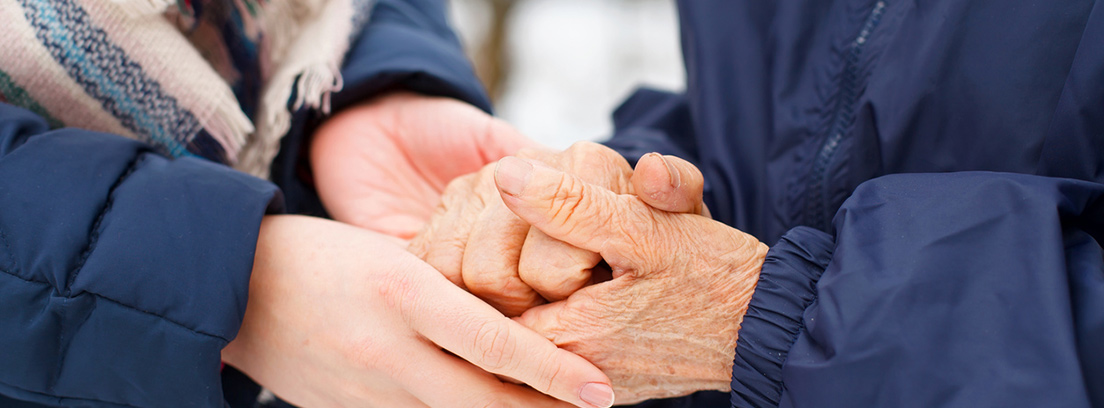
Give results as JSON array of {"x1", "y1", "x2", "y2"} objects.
[
  {"x1": 462, "y1": 266, "x2": 496, "y2": 290},
  {"x1": 468, "y1": 279, "x2": 543, "y2": 317},
  {"x1": 546, "y1": 174, "x2": 586, "y2": 227},
  {"x1": 568, "y1": 140, "x2": 604, "y2": 156},
  {"x1": 376, "y1": 267, "x2": 420, "y2": 319},
  {"x1": 443, "y1": 172, "x2": 478, "y2": 196},
  {"x1": 567, "y1": 142, "x2": 631, "y2": 190},
  {"x1": 544, "y1": 268, "x2": 590, "y2": 291},
  {"x1": 601, "y1": 201, "x2": 655, "y2": 258},
  {"x1": 520, "y1": 258, "x2": 590, "y2": 295},
  {"x1": 569, "y1": 141, "x2": 619, "y2": 163},
  {"x1": 472, "y1": 319, "x2": 518, "y2": 371},
  {"x1": 463, "y1": 268, "x2": 513, "y2": 297},
  {"x1": 429, "y1": 248, "x2": 466, "y2": 286},
  {"x1": 536, "y1": 350, "x2": 566, "y2": 392}
]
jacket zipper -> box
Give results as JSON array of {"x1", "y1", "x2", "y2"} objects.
[{"x1": 805, "y1": 0, "x2": 888, "y2": 232}]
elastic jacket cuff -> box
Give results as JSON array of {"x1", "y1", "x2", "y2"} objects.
[{"x1": 730, "y1": 226, "x2": 833, "y2": 407}]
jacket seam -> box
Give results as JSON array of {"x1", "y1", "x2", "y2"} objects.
[
  {"x1": 65, "y1": 154, "x2": 142, "y2": 295},
  {"x1": 55, "y1": 154, "x2": 142, "y2": 388},
  {"x1": 0, "y1": 225, "x2": 16, "y2": 275},
  {"x1": 0, "y1": 257, "x2": 230, "y2": 342},
  {"x1": 0, "y1": 268, "x2": 48, "y2": 285},
  {"x1": 91, "y1": 287, "x2": 231, "y2": 342}
]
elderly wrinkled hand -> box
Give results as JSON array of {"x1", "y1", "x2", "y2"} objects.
[
  {"x1": 408, "y1": 142, "x2": 707, "y2": 316},
  {"x1": 491, "y1": 156, "x2": 768, "y2": 404}
]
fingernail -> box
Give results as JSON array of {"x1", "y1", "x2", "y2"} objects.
[
  {"x1": 644, "y1": 153, "x2": 680, "y2": 189},
  {"x1": 580, "y1": 383, "x2": 615, "y2": 408},
  {"x1": 496, "y1": 156, "x2": 533, "y2": 196}
]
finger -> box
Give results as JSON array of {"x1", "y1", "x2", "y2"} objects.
[
  {"x1": 494, "y1": 156, "x2": 648, "y2": 263},
  {"x1": 515, "y1": 142, "x2": 630, "y2": 300},
  {"x1": 404, "y1": 272, "x2": 615, "y2": 408},
  {"x1": 632, "y1": 153, "x2": 708, "y2": 216},
  {"x1": 461, "y1": 199, "x2": 546, "y2": 317},
  {"x1": 519, "y1": 229, "x2": 601, "y2": 301},
  {"x1": 408, "y1": 175, "x2": 484, "y2": 288},
  {"x1": 478, "y1": 117, "x2": 543, "y2": 161},
  {"x1": 407, "y1": 216, "x2": 469, "y2": 289},
  {"x1": 392, "y1": 94, "x2": 532, "y2": 189},
  {"x1": 394, "y1": 342, "x2": 573, "y2": 408},
  {"x1": 512, "y1": 281, "x2": 616, "y2": 342}
]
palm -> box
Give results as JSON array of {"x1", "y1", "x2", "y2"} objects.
[{"x1": 311, "y1": 92, "x2": 535, "y2": 240}]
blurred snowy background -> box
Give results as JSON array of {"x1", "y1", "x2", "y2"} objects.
[{"x1": 448, "y1": 0, "x2": 684, "y2": 149}]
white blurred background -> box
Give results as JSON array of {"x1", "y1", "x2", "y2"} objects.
[{"x1": 448, "y1": 0, "x2": 684, "y2": 149}]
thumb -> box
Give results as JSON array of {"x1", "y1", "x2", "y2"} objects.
[
  {"x1": 495, "y1": 156, "x2": 645, "y2": 260},
  {"x1": 632, "y1": 153, "x2": 709, "y2": 216}
]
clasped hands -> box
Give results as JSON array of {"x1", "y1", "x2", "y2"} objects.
[{"x1": 224, "y1": 92, "x2": 768, "y2": 408}]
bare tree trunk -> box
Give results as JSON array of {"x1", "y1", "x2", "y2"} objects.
[{"x1": 474, "y1": 0, "x2": 516, "y2": 101}]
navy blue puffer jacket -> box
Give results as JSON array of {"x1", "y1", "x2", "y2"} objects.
[
  {"x1": 0, "y1": 0, "x2": 490, "y2": 406},
  {"x1": 607, "y1": 0, "x2": 1104, "y2": 407},
  {"x1": 1, "y1": 0, "x2": 1102, "y2": 407}
]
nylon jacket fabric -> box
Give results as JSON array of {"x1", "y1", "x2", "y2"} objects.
[
  {"x1": 270, "y1": 0, "x2": 491, "y2": 217},
  {"x1": 604, "y1": 0, "x2": 1104, "y2": 407},
  {"x1": 731, "y1": 173, "x2": 1104, "y2": 408},
  {"x1": 0, "y1": 104, "x2": 281, "y2": 407},
  {"x1": 0, "y1": 0, "x2": 487, "y2": 406}
]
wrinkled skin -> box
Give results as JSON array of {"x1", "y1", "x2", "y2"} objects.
[
  {"x1": 407, "y1": 144, "x2": 710, "y2": 317},
  {"x1": 408, "y1": 142, "x2": 636, "y2": 316},
  {"x1": 312, "y1": 92, "x2": 705, "y2": 317},
  {"x1": 493, "y1": 157, "x2": 769, "y2": 404},
  {"x1": 222, "y1": 215, "x2": 613, "y2": 408}
]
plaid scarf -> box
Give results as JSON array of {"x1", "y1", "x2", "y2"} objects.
[{"x1": 0, "y1": 0, "x2": 374, "y2": 177}]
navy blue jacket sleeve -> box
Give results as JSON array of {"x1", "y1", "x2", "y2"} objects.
[
  {"x1": 603, "y1": 88, "x2": 699, "y2": 167},
  {"x1": 332, "y1": 0, "x2": 490, "y2": 113},
  {"x1": 600, "y1": 88, "x2": 744, "y2": 227},
  {"x1": 270, "y1": 0, "x2": 489, "y2": 214},
  {"x1": 731, "y1": 172, "x2": 1104, "y2": 408},
  {"x1": 0, "y1": 103, "x2": 282, "y2": 407}
]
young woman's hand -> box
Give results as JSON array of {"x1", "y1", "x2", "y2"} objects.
[
  {"x1": 221, "y1": 215, "x2": 616, "y2": 408},
  {"x1": 310, "y1": 92, "x2": 534, "y2": 240}
]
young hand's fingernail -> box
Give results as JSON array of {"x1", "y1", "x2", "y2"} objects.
[
  {"x1": 580, "y1": 382, "x2": 615, "y2": 408},
  {"x1": 495, "y1": 156, "x2": 533, "y2": 196}
]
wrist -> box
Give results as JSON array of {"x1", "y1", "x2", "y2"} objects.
[
  {"x1": 222, "y1": 215, "x2": 284, "y2": 371},
  {"x1": 709, "y1": 238, "x2": 769, "y2": 389}
]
